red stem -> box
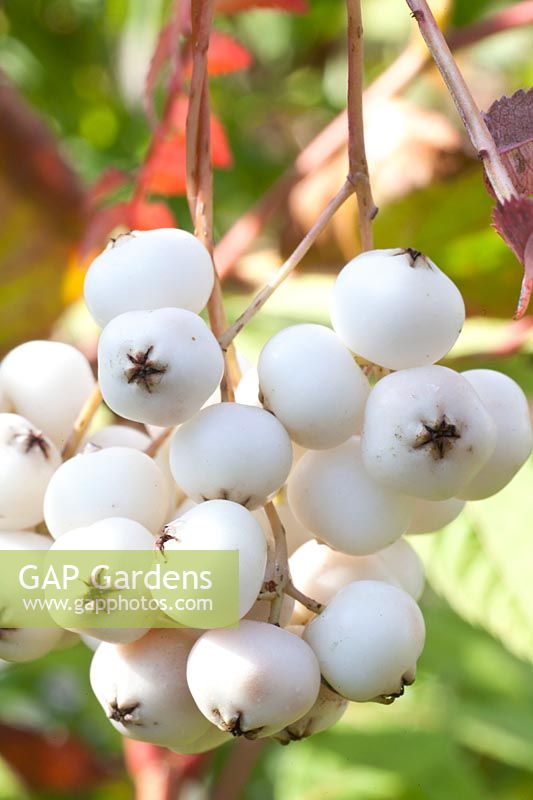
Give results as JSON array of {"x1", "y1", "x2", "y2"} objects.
[
  {"x1": 405, "y1": 0, "x2": 516, "y2": 203},
  {"x1": 346, "y1": 0, "x2": 377, "y2": 250}
]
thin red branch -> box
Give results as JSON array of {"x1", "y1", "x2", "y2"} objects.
[
  {"x1": 406, "y1": 0, "x2": 516, "y2": 203},
  {"x1": 186, "y1": 0, "x2": 235, "y2": 400},
  {"x1": 219, "y1": 180, "x2": 354, "y2": 349},
  {"x1": 346, "y1": 0, "x2": 377, "y2": 250}
]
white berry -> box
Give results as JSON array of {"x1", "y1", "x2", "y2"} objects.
[
  {"x1": 0, "y1": 413, "x2": 61, "y2": 530},
  {"x1": 361, "y1": 366, "x2": 497, "y2": 500},
  {"x1": 408, "y1": 497, "x2": 466, "y2": 534},
  {"x1": 304, "y1": 580, "x2": 425, "y2": 702},
  {"x1": 186, "y1": 620, "x2": 320, "y2": 738},
  {"x1": 458, "y1": 369, "x2": 533, "y2": 499},
  {"x1": 84, "y1": 228, "x2": 214, "y2": 327},
  {"x1": 0, "y1": 530, "x2": 63, "y2": 662},
  {"x1": 287, "y1": 437, "x2": 414, "y2": 555},
  {"x1": 170, "y1": 403, "x2": 292, "y2": 509},
  {"x1": 98, "y1": 308, "x2": 224, "y2": 427},
  {"x1": 162, "y1": 500, "x2": 267, "y2": 619},
  {"x1": 0, "y1": 341, "x2": 95, "y2": 448},
  {"x1": 275, "y1": 684, "x2": 347, "y2": 744},
  {"x1": 49, "y1": 517, "x2": 156, "y2": 643},
  {"x1": 257, "y1": 324, "x2": 369, "y2": 449},
  {"x1": 81, "y1": 424, "x2": 152, "y2": 452},
  {"x1": 289, "y1": 538, "x2": 424, "y2": 624},
  {"x1": 331, "y1": 248, "x2": 465, "y2": 369},
  {"x1": 44, "y1": 446, "x2": 169, "y2": 538},
  {"x1": 90, "y1": 628, "x2": 213, "y2": 746}
]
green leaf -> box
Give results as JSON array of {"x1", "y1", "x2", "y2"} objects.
[
  {"x1": 270, "y1": 725, "x2": 491, "y2": 800},
  {"x1": 414, "y1": 459, "x2": 533, "y2": 665}
]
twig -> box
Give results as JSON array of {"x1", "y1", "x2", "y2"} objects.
[
  {"x1": 61, "y1": 384, "x2": 102, "y2": 460},
  {"x1": 214, "y1": 1, "x2": 532, "y2": 278},
  {"x1": 186, "y1": 0, "x2": 235, "y2": 401},
  {"x1": 219, "y1": 0, "x2": 376, "y2": 347},
  {"x1": 263, "y1": 501, "x2": 289, "y2": 624},
  {"x1": 219, "y1": 180, "x2": 354, "y2": 349},
  {"x1": 285, "y1": 581, "x2": 325, "y2": 616},
  {"x1": 263, "y1": 502, "x2": 323, "y2": 621},
  {"x1": 346, "y1": 0, "x2": 377, "y2": 250},
  {"x1": 406, "y1": 0, "x2": 516, "y2": 204}
]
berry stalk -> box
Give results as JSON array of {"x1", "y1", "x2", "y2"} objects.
[
  {"x1": 186, "y1": 0, "x2": 236, "y2": 401},
  {"x1": 219, "y1": 180, "x2": 355, "y2": 350},
  {"x1": 264, "y1": 502, "x2": 323, "y2": 622},
  {"x1": 61, "y1": 384, "x2": 103, "y2": 460},
  {"x1": 346, "y1": 0, "x2": 377, "y2": 250}
]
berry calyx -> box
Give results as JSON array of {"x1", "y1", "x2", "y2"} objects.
[
  {"x1": 125, "y1": 346, "x2": 168, "y2": 393},
  {"x1": 414, "y1": 416, "x2": 461, "y2": 460}
]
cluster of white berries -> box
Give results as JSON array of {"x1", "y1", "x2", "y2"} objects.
[{"x1": 0, "y1": 231, "x2": 531, "y2": 754}]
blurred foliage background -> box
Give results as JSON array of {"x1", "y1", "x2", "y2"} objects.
[{"x1": 0, "y1": 0, "x2": 532, "y2": 798}]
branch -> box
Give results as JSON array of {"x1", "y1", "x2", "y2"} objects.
[
  {"x1": 406, "y1": 0, "x2": 516, "y2": 204},
  {"x1": 186, "y1": 0, "x2": 235, "y2": 400},
  {"x1": 61, "y1": 384, "x2": 102, "y2": 460},
  {"x1": 346, "y1": 0, "x2": 377, "y2": 250},
  {"x1": 285, "y1": 581, "x2": 324, "y2": 616},
  {"x1": 263, "y1": 501, "x2": 289, "y2": 625},
  {"x1": 214, "y1": 1, "x2": 532, "y2": 278},
  {"x1": 262, "y1": 502, "x2": 324, "y2": 622},
  {"x1": 219, "y1": 180, "x2": 354, "y2": 349},
  {"x1": 219, "y1": 0, "x2": 378, "y2": 346}
]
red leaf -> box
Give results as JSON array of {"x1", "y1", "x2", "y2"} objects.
[
  {"x1": 207, "y1": 32, "x2": 253, "y2": 74},
  {"x1": 144, "y1": 137, "x2": 188, "y2": 195},
  {"x1": 143, "y1": 96, "x2": 232, "y2": 196},
  {"x1": 483, "y1": 89, "x2": 533, "y2": 196},
  {"x1": 215, "y1": 0, "x2": 308, "y2": 12},
  {"x1": 88, "y1": 168, "x2": 130, "y2": 208},
  {"x1": 493, "y1": 196, "x2": 533, "y2": 319},
  {"x1": 210, "y1": 112, "x2": 233, "y2": 168}
]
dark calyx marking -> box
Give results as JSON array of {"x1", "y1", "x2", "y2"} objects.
[
  {"x1": 377, "y1": 675, "x2": 413, "y2": 705},
  {"x1": 12, "y1": 429, "x2": 50, "y2": 459},
  {"x1": 211, "y1": 709, "x2": 264, "y2": 739},
  {"x1": 125, "y1": 346, "x2": 167, "y2": 393},
  {"x1": 155, "y1": 529, "x2": 178, "y2": 553},
  {"x1": 212, "y1": 709, "x2": 244, "y2": 737},
  {"x1": 108, "y1": 699, "x2": 140, "y2": 725},
  {"x1": 395, "y1": 248, "x2": 432, "y2": 268},
  {"x1": 109, "y1": 231, "x2": 136, "y2": 248},
  {"x1": 414, "y1": 416, "x2": 460, "y2": 460}
]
